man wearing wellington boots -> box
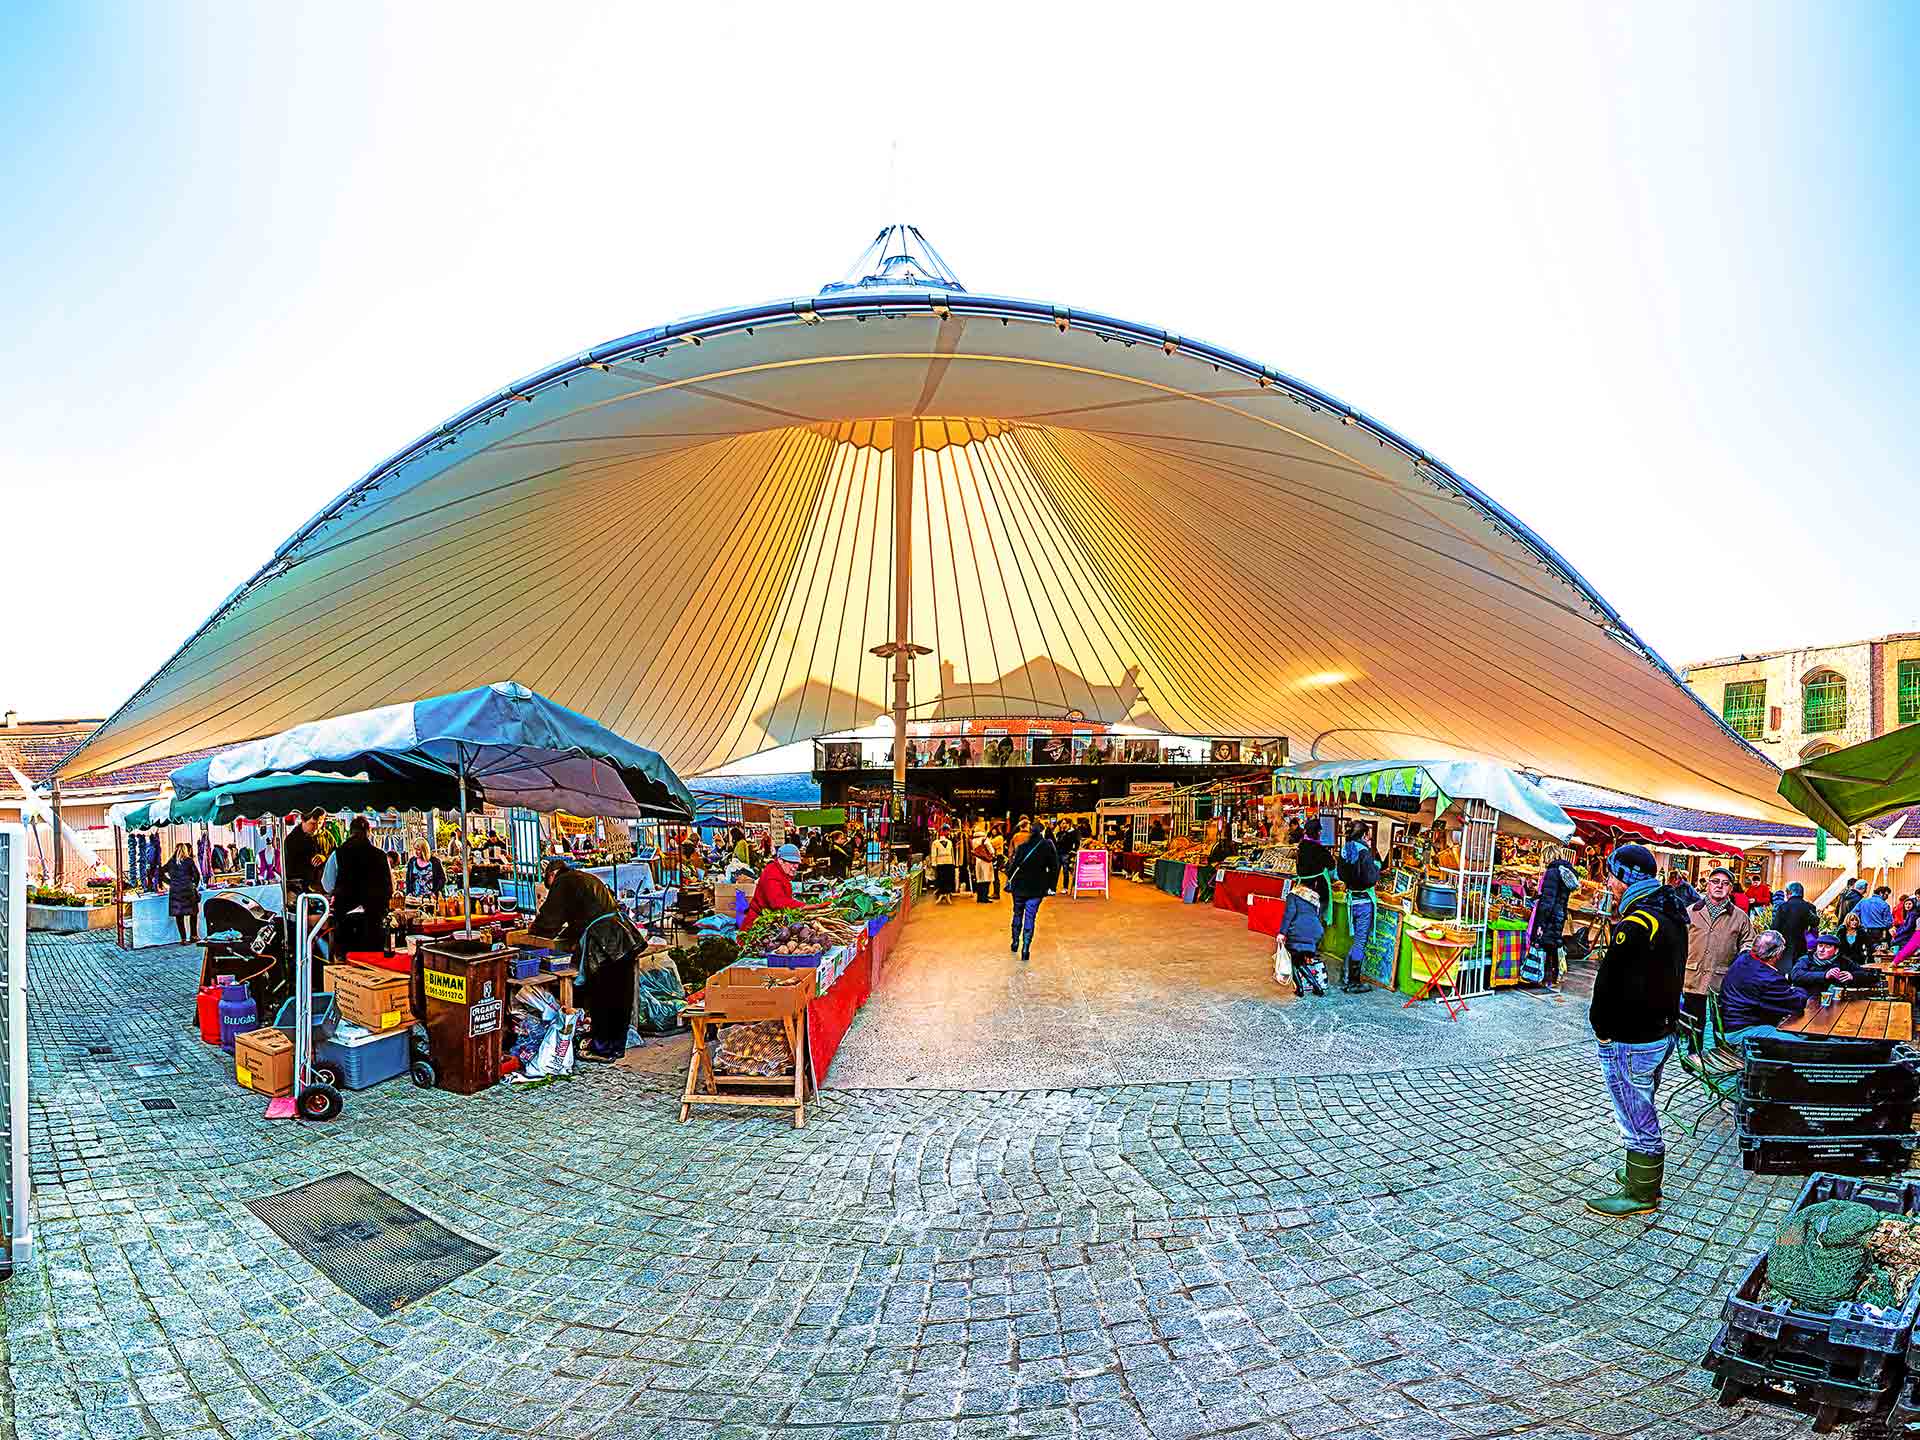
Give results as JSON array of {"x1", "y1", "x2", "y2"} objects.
[{"x1": 1586, "y1": 843, "x2": 1687, "y2": 1217}]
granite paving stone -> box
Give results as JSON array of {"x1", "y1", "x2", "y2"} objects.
[{"x1": 3, "y1": 921, "x2": 1845, "y2": 1439}]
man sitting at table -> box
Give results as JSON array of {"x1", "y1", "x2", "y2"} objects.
[
  {"x1": 530, "y1": 856, "x2": 641, "y2": 1064},
  {"x1": 1719, "y1": 930, "x2": 1811, "y2": 1042},
  {"x1": 1791, "y1": 933, "x2": 1875, "y2": 990}
]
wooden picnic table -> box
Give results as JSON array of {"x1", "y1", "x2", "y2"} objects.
[{"x1": 1782, "y1": 995, "x2": 1914, "y2": 1041}]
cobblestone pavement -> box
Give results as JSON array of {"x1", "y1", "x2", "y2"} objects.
[
  {"x1": 5, "y1": 929, "x2": 1837, "y2": 1440},
  {"x1": 828, "y1": 879, "x2": 1593, "y2": 1089}
]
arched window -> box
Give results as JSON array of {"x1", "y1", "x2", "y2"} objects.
[
  {"x1": 1801, "y1": 740, "x2": 1840, "y2": 761},
  {"x1": 1803, "y1": 670, "x2": 1847, "y2": 735}
]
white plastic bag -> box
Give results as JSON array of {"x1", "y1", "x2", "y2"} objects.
[{"x1": 1273, "y1": 937, "x2": 1293, "y2": 984}]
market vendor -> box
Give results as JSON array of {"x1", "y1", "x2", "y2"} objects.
[
  {"x1": 743, "y1": 843, "x2": 804, "y2": 931},
  {"x1": 404, "y1": 840, "x2": 447, "y2": 900},
  {"x1": 530, "y1": 856, "x2": 641, "y2": 1063},
  {"x1": 283, "y1": 807, "x2": 327, "y2": 897},
  {"x1": 1294, "y1": 817, "x2": 1336, "y2": 911}
]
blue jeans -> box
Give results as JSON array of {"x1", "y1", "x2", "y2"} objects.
[
  {"x1": 1726, "y1": 1024, "x2": 1798, "y2": 1044},
  {"x1": 1598, "y1": 1038, "x2": 1673, "y2": 1156},
  {"x1": 1346, "y1": 899, "x2": 1374, "y2": 983},
  {"x1": 1011, "y1": 896, "x2": 1043, "y2": 951}
]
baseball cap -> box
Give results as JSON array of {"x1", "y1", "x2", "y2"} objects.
[{"x1": 777, "y1": 843, "x2": 801, "y2": 864}]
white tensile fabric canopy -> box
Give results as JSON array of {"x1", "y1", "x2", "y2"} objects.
[{"x1": 57, "y1": 230, "x2": 1795, "y2": 823}]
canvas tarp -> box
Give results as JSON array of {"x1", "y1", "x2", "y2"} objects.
[
  {"x1": 56, "y1": 258, "x2": 1793, "y2": 823},
  {"x1": 1276, "y1": 759, "x2": 1576, "y2": 841}
]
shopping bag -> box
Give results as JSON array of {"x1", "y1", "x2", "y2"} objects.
[{"x1": 1273, "y1": 938, "x2": 1293, "y2": 984}]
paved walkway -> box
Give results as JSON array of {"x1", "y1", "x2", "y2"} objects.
[
  {"x1": 828, "y1": 877, "x2": 1591, "y2": 1088},
  {"x1": 6, "y1": 927, "x2": 1818, "y2": 1440}
]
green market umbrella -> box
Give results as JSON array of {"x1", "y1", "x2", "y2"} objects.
[{"x1": 1779, "y1": 727, "x2": 1920, "y2": 837}]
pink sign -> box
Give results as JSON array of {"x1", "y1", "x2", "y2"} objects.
[{"x1": 1073, "y1": 847, "x2": 1111, "y2": 898}]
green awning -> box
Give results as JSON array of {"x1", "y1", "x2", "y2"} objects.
[{"x1": 1779, "y1": 728, "x2": 1920, "y2": 837}]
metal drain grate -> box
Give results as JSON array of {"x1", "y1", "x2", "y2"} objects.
[
  {"x1": 140, "y1": 1098, "x2": 177, "y2": 1112},
  {"x1": 245, "y1": 1172, "x2": 496, "y2": 1314}
]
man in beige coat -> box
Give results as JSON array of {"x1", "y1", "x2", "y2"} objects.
[{"x1": 1682, "y1": 865, "x2": 1752, "y2": 1031}]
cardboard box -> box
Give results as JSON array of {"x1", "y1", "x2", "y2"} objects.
[
  {"x1": 705, "y1": 965, "x2": 811, "y2": 1020},
  {"x1": 235, "y1": 1027, "x2": 294, "y2": 1097},
  {"x1": 333, "y1": 964, "x2": 415, "y2": 1033}
]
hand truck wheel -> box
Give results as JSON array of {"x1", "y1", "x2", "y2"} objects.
[
  {"x1": 409, "y1": 1059, "x2": 437, "y2": 1089},
  {"x1": 296, "y1": 1083, "x2": 343, "y2": 1122}
]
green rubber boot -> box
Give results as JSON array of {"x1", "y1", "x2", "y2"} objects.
[{"x1": 1586, "y1": 1150, "x2": 1662, "y2": 1217}]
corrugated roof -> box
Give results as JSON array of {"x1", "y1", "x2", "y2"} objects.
[{"x1": 1533, "y1": 777, "x2": 1813, "y2": 841}]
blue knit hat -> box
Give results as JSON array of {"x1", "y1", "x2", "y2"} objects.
[{"x1": 1607, "y1": 843, "x2": 1658, "y2": 881}]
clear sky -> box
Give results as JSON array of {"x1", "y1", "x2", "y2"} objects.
[{"x1": 3, "y1": 2, "x2": 1915, "y2": 733}]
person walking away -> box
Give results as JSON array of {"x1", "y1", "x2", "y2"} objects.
[
  {"x1": 161, "y1": 842, "x2": 201, "y2": 943},
  {"x1": 1771, "y1": 882, "x2": 1819, "y2": 965},
  {"x1": 1279, "y1": 884, "x2": 1328, "y2": 996},
  {"x1": 970, "y1": 826, "x2": 996, "y2": 903},
  {"x1": 1681, "y1": 866, "x2": 1752, "y2": 1032},
  {"x1": 742, "y1": 843, "x2": 805, "y2": 931},
  {"x1": 1336, "y1": 824, "x2": 1381, "y2": 993},
  {"x1": 530, "y1": 856, "x2": 641, "y2": 1062},
  {"x1": 405, "y1": 840, "x2": 446, "y2": 900},
  {"x1": 1585, "y1": 844, "x2": 1687, "y2": 1218},
  {"x1": 1529, "y1": 846, "x2": 1582, "y2": 995},
  {"x1": 989, "y1": 824, "x2": 1006, "y2": 901},
  {"x1": 324, "y1": 816, "x2": 392, "y2": 958},
  {"x1": 283, "y1": 808, "x2": 326, "y2": 898},
  {"x1": 1005, "y1": 823, "x2": 1058, "y2": 963},
  {"x1": 1720, "y1": 930, "x2": 1811, "y2": 1041},
  {"x1": 1855, "y1": 886, "x2": 1895, "y2": 949}
]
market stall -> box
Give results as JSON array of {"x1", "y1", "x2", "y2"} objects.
[
  {"x1": 167, "y1": 684, "x2": 697, "y2": 1108},
  {"x1": 1270, "y1": 760, "x2": 1577, "y2": 1010}
]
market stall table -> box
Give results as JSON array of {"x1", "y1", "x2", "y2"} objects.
[
  {"x1": 1783, "y1": 997, "x2": 1913, "y2": 1041},
  {"x1": 1212, "y1": 869, "x2": 1291, "y2": 916}
]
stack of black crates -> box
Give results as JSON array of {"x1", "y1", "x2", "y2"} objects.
[
  {"x1": 1707, "y1": 1174, "x2": 1920, "y2": 1431},
  {"x1": 1737, "y1": 1035, "x2": 1920, "y2": 1175}
]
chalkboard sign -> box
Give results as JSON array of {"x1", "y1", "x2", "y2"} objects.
[{"x1": 1363, "y1": 905, "x2": 1402, "y2": 989}]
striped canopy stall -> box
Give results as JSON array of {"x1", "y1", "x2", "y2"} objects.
[{"x1": 56, "y1": 227, "x2": 1794, "y2": 823}]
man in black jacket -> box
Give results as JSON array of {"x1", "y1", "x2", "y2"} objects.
[
  {"x1": 1771, "y1": 882, "x2": 1820, "y2": 964},
  {"x1": 1006, "y1": 824, "x2": 1059, "y2": 964},
  {"x1": 326, "y1": 816, "x2": 392, "y2": 959},
  {"x1": 1586, "y1": 843, "x2": 1688, "y2": 1218},
  {"x1": 530, "y1": 857, "x2": 638, "y2": 1061}
]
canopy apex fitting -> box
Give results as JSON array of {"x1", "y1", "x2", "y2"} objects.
[{"x1": 822, "y1": 224, "x2": 966, "y2": 294}]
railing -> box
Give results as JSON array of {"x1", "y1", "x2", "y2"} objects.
[
  {"x1": 1, "y1": 823, "x2": 29, "y2": 1276},
  {"x1": 814, "y1": 734, "x2": 1287, "y2": 774}
]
